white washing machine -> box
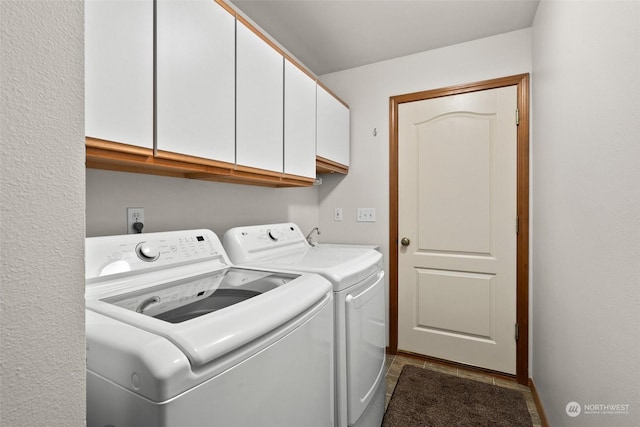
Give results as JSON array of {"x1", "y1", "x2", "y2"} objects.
[
  {"x1": 223, "y1": 223, "x2": 386, "y2": 427},
  {"x1": 85, "y1": 229, "x2": 335, "y2": 427}
]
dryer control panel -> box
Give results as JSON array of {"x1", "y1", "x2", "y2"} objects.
[{"x1": 223, "y1": 223, "x2": 308, "y2": 263}]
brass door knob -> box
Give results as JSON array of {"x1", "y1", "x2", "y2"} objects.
[{"x1": 400, "y1": 237, "x2": 410, "y2": 247}]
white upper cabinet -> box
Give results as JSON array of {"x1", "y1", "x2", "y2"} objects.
[
  {"x1": 236, "y1": 20, "x2": 284, "y2": 173},
  {"x1": 317, "y1": 84, "x2": 350, "y2": 167},
  {"x1": 85, "y1": 0, "x2": 153, "y2": 148},
  {"x1": 156, "y1": 0, "x2": 235, "y2": 163},
  {"x1": 85, "y1": 0, "x2": 346, "y2": 184},
  {"x1": 284, "y1": 60, "x2": 316, "y2": 179}
]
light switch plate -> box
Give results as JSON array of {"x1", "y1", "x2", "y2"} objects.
[{"x1": 357, "y1": 208, "x2": 376, "y2": 222}]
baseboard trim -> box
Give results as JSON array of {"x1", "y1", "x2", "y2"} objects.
[{"x1": 529, "y1": 378, "x2": 550, "y2": 427}]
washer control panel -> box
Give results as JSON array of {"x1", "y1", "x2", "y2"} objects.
[{"x1": 86, "y1": 229, "x2": 227, "y2": 281}]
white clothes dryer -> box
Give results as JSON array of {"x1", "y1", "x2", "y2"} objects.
[
  {"x1": 223, "y1": 223, "x2": 386, "y2": 427},
  {"x1": 85, "y1": 229, "x2": 335, "y2": 427}
]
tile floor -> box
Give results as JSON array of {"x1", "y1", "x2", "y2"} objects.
[{"x1": 384, "y1": 354, "x2": 543, "y2": 427}]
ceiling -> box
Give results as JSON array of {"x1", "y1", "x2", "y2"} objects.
[{"x1": 229, "y1": 0, "x2": 540, "y2": 76}]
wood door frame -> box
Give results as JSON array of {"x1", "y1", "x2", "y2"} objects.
[{"x1": 388, "y1": 74, "x2": 530, "y2": 384}]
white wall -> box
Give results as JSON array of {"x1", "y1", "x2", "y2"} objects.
[
  {"x1": 531, "y1": 1, "x2": 640, "y2": 426},
  {"x1": 318, "y1": 28, "x2": 532, "y2": 346},
  {"x1": 86, "y1": 169, "x2": 319, "y2": 238},
  {"x1": 0, "y1": 1, "x2": 86, "y2": 426}
]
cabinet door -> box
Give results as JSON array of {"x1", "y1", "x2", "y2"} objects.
[
  {"x1": 317, "y1": 85, "x2": 350, "y2": 167},
  {"x1": 85, "y1": 0, "x2": 153, "y2": 148},
  {"x1": 156, "y1": 0, "x2": 235, "y2": 163},
  {"x1": 236, "y1": 21, "x2": 284, "y2": 173},
  {"x1": 284, "y1": 60, "x2": 316, "y2": 179}
]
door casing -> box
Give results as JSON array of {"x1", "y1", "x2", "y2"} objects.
[{"x1": 388, "y1": 74, "x2": 530, "y2": 384}]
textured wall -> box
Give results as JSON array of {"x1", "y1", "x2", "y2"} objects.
[
  {"x1": 1, "y1": 1, "x2": 86, "y2": 426},
  {"x1": 532, "y1": 1, "x2": 640, "y2": 426}
]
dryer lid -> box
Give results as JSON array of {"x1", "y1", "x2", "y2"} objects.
[
  {"x1": 223, "y1": 223, "x2": 382, "y2": 291},
  {"x1": 244, "y1": 246, "x2": 382, "y2": 291}
]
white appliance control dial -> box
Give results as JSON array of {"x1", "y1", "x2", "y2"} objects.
[
  {"x1": 135, "y1": 242, "x2": 160, "y2": 262},
  {"x1": 267, "y1": 229, "x2": 282, "y2": 242}
]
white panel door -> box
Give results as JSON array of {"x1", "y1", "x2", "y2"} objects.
[
  {"x1": 284, "y1": 60, "x2": 316, "y2": 179},
  {"x1": 236, "y1": 22, "x2": 284, "y2": 173},
  {"x1": 85, "y1": 0, "x2": 153, "y2": 148},
  {"x1": 397, "y1": 86, "x2": 518, "y2": 374},
  {"x1": 156, "y1": 0, "x2": 235, "y2": 163},
  {"x1": 317, "y1": 85, "x2": 350, "y2": 167}
]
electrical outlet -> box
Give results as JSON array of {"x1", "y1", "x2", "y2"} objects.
[
  {"x1": 357, "y1": 207, "x2": 376, "y2": 222},
  {"x1": 127, "y1": 207, "x2": 145, "y2": 234},
  {"x1": 334, "y1": 208, "x2": 343, "y2": 221}
]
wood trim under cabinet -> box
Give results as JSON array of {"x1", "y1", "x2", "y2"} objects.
[
  {"x1": 86, "y1": 138, "x2": 314, "y2": 187},
  {"x1": 86, "y1": 137, "x2": 153, "y2": 157},
  {"x1": 156, "y1": 149, "x2": 236, "y2": 170},
  {"x1": 316, "y1": 155, "x2": 349, "y2": 174}
]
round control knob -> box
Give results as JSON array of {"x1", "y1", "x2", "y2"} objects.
[
  {"x1": 136, "y1": 242, "x2": 160, "y2": 262},
  {"x1": 267, "y1": 229, "x2": 281, "y2": 242}
]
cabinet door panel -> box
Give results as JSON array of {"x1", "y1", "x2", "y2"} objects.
[
  {"x1": 236, "y1": 22, "x2": 284, "y2": 173},
  {"x1": 156, "y1": 0, "x2": 235, "y2": 163},
  {"x1": 85, "y1": 0, "x2": 153, "y2": 148},
  {"x1": 317, "y1": 85, "x2": 350, "y2": 167},
  {"x1": 284, "y1": 60, "x2": 316, "y2": 179}
]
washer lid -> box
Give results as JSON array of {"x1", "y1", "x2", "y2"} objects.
[
  {"x1": 87, "y1": 268, "x2": 332, "y2": 367},
  {"x1": 103, "y1": 268, "x2": 296, "y2": 323}
]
